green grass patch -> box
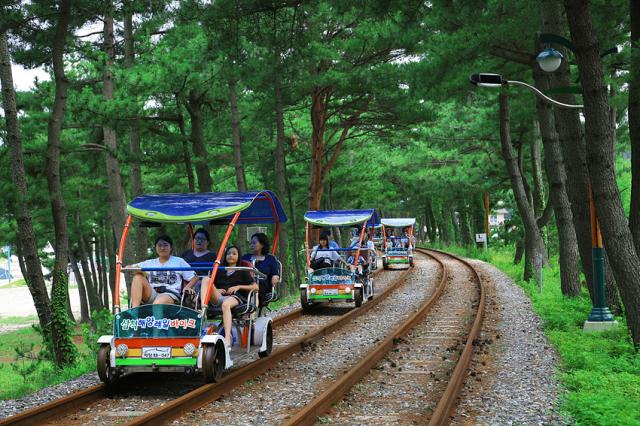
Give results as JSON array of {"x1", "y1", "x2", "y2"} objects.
[
  {"x1": 423, "y1": 244, "x2": 640, "y2": 425},
  {"x1": 0, "y1": 325, "x2": 96, "y2": 400}
]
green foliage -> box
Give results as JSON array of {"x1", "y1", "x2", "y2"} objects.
[
  {"x1": 11, "y1": 342, "x2": 45, "y2": 383},
  {"x1": 485, "y1": 248, "x2": 639, "y2": 426},
  {"x1": 81, "y1": 309, "x2": 114, "y2": 357}
]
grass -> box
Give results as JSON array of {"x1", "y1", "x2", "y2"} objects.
[
  {"x1": 423, "y1": 243, "x2": 640, "y2": 426},
  {"x1": 0, "y1": 325, "x2": 95, "y2": 400},
  {"x1": 0, "y1": 315, "x2": 37, "y2": 326}
]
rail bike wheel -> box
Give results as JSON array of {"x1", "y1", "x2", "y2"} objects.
[
  {"x1": 409, "y1": 257, "x2": 414, "y2": 267},
  {"x1": 354, "y1": 288, "x2": 363, "y2": 307},
  {"x1": 258, "y1": 322, "x2": 273, "y2": 358},
  {"x1": 383, "y1": 258, "x2": 389, "y2": 270},
  {"x1": 202, "y1": 342, "x2": 225, "y2": 383},
  {"x1": 301, "y1": 289, "x2": 313, "y2": 313},
  {"x1": 367, "y1": 279, "x2": 374, "y2": 301},
  {"x1": 97, "y1": 344, "x2": 118, "y2": 386}
]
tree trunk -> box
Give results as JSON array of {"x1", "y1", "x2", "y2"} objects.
[
  {"x1": 229, "y1": 79, "x2": 248, "y2": 192},
  {"x1": 459, "y1": 204, "x2": 472, "y2": 245},
  {"x1": 531, "y1": 120, "x2": 545, "y2": 216},
  {"x1": 45, "y1": 0, "x2": 77, "y2": 367},
  {"x1": 285, "y1": 165, "x2": 302, "y2": 293},
  {"x1": 176, "y1": 107, "x2": 196, "y2": 192},
  {"x1": 273, "y1": 45, "x2": 288, "y2": 267},
  {"x1": 541, "y1": 0, "x2": 601, "y2": 303},
  {"x1": 186, "y1": 91, "x2": 213, "y2": 192},
  {"x1": 86, "y1": 235, "x2": 101, "y2": 308},
  {"x1": 124, "y1": 4, "x2": 147, "y2": 259},
  {"x1": 98, "y1": 226, "x2": 110, "y2": 307},
  {"x1": 499, "y1": 91, "x2": 547, "y2": 282},
  {"x1": 79, "y1": 235, "x2": 101, "y2": 313},
  {"x1": 427, "y1": 199, "x2": 438, "y2": 242},
  {"x1": 630, "y1": 0, "x2": 640, "y2": 253},
  {"x1": 565, "y1": 0, "x2": 640, "y2": 347},
  {"x1": 0, "y1": 31, "x2": 55, "y2": 345},
  {"x1": 451, "y1": 208, "x2": 460, "y2": 245},
  {"x1": 69, "y1": 251, "x2": 90, "y2": 323},
  {"x1": 105, "y1": 223, "x2": 117, "y2": 307},
  {"x1": 102, "y1": 12, "x2": 130, "y2": 262},
  {"x1": 532, "y1": 65, "x2": 581, "y2": 296},
  {"x1": 440, "y1": 204, "x2": 451, "y2": 245}
]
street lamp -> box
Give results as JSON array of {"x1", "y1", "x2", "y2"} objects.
[
  {"x1": 470, "y1": 61, "x2": 617, "y2": 331},
  {"x1": 536, "y1": 48, "x2": 563, "y2": 72},
  {"x1": 469, "y1": 73, "x2": 583, "y2": 109}
]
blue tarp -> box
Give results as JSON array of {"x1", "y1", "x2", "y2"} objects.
[{"x1": 127, "y1": 191, "x2": 288, "y2": 224}]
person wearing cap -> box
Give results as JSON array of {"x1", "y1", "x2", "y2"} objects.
[{"x1": 129, "y1": 235, "x2": 199, "y2": 307}]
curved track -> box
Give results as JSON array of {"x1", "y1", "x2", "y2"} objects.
[
  {"x1": 1, "y1": 249, "x2": 483, "y2": 426},
  {"x1": 283, "y1": 248, "x2": 485, "y2": 425},
  {"x1": 0, "y1": 259, "x2": 408, "y2": 426}
]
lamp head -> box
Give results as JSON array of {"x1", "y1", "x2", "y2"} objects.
[
  {"x1": 536, "y1": 48, "x2": 563, "y2": 72},
  {"x1": 469, "y1": 73, "x2": 505, "y2": 88}
]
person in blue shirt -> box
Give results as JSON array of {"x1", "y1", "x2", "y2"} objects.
[{"x1": 242, "y1": 233, "x2": 280, "y2": 304}]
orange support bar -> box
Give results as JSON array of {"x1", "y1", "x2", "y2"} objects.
[
  {"x1": 203, "y1": 211, "x2": 241, "y2": 306},
  {"x1": 353, "y1": 223, "x2": 366, "y2": 267},
  {"x1": 188, "y1": 223, "x2": 195, "y2": 251},
  {"x1": 114, "y1": 215, "x2": 133, "y2": 311},
  {"x1": 382, "y1": 225, "x2": 387, "y2": 249}
]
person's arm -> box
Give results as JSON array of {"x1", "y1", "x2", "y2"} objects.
[
  {"x1": 226, "y1": 270, "x2": 258, "y2": 294},
  {"x1": 183, "y1": 275, "x2": 199, "y2": 293}
]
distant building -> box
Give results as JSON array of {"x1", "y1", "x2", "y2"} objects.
[{"x1": 489, "y1": 208, "x2": 513, "y2": 226}]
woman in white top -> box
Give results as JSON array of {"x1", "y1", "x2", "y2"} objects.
[
  {"x1": 129, "y1": 235, "x2": 199, "y2": 307},
  {"x1": 310, "y1": 234, "x2": 349, "y2": 270}
]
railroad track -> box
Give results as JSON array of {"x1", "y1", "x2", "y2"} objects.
[
  {"x1": 282, "y1": 248, "x2": 485, "y2": 425},
  {"x1": 0, "y1": 258, "x2": 409, "y2": 426}
]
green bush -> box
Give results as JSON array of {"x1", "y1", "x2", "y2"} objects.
[{"x1": 425, "y1": 244, "x2": 640, "y2": 425}]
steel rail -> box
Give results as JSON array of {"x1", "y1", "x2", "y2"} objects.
[
  {"x1": 124, "y1": 266, "x2": 413, "y2": 426},
  {"x1": 0, "y1": 307, "x2": 303, "y2": 426},
  {"x1": 426, "y1": 248, "x2": 485, "y2": 426},
  {"x1": 0, "y1": 256, "x2": 395, "y2": 426},
  {"x1": 282, "y1": 248, "x2": 485, "y2": 426},
  {"x1": 282, "y1": 248, "x2": 450, "y2": 425}
]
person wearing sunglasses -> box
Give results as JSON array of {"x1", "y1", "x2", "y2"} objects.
[
  {"x1": 128, "y1": 235, "x2": 199, "y2": 307},
  {"x1": 181, "y1": 228, "x2": 217, "y2": 277}
]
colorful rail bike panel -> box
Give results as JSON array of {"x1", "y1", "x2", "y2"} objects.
[
  {"x1": 309, "y1": 267, "x2": 355, "y2": 300},
  {"x1": 115, "y1": 304, "x2": 203, "y2": 338},
  {"x1": 386, "y1": 248, "x2": 410, "y2": 264}
]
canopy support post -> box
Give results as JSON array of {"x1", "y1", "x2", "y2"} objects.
[{"x1": 114, "y1": 215, "x2": 132, "y2": 313}]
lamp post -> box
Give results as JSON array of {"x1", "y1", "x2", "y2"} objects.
[{"x1": 470, "y1": 69, "x2": 616, "y2": 330}]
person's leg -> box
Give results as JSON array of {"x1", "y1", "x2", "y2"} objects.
[
  {"x1": 221, "y1": 297, "x2": 240, "y2": 346},
  {"x1": 131, "y1": 273, "x2": 152, "y2": 307},
  {"x1": 153, "y1": 294, "x2": 176, "y2": 304},
  {"x1": 200, "y1": 277, "x2": 221, "y2": 306}
]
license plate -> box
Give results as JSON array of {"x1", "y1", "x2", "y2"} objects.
[
  {"x1": 142, "y1": 347, "x2": 172, "y2": 359},
  {"x1": 323, "y1": 289, "x2": 338, "y2": 295}
]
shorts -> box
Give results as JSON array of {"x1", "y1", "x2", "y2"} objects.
[
  {"x1": 146, "y1": 287, "x2": 180, "y2": 304},
  {"x1": 208, "y1": 294, "x2": 245, "y2": 307}
]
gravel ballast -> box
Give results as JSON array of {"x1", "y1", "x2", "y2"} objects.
[{"x1": 452, "y1": 259, "x2": 567, "y2": 425}]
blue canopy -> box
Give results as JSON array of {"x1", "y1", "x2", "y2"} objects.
[
  {"x1": 127, "y1": 191, "x2": 287, "y2": 224},
  {"x1": 381, "y1": 218, "x2": 416, "y2": 228},
  {"x1": 304, "y1": 209, "x2": 378, "y2": 227}
]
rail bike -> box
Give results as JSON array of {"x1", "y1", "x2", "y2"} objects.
[
  {"x1": 381, "y1": 218, "x2": 416, "y2": 269},
  {"x1": 97, "y1": 191, "x2": 287, "y2": 385},
  {"x1": 300, "y1": 209, "x2": 378, "y2": 312}
]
